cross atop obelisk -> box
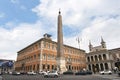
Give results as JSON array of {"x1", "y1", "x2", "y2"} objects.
[{"x1": 57, "y1": 10, "x2": 67, "y2": 73}]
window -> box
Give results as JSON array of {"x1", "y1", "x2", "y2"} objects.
[
  {"x1": 37, "y1": 64, "x2": 39, "y2": 70},
  {"x1": 34, "y1": 55, "x2": 36, "y2": 59},
  {"x1": 103, "y1": 54, "x2": 107, "y2": 60},
  {"x1": 56, "y1": 47, "x2": 57, "y2": 51},
  {"x1": 31, "y1": 56, "x2": 33, "y2": 60},
  {"x1": 43, "y1": 54, "x2": 46, "y2": 60},
  {"x1": 38, "y1": 54, "x2": 40, "y2": 58},
  {"x1": 43, "y1": 64, "x2": 45, "y2": 69},
  {"x1": 91, "y1": 56, "x2": 94, "y2": 61},
  {"x1": 48, "y1": 54, "x2": 50, "y2": 60},
  {"x1": 52, "y1": 44, "x2": 54, "y2": 50},
  {"x1": 35, "y1": 44, "x2": 38, "y2": 49},
  {"x1": 48, "y1": 43, "x2": 50, "y2": 49},
  {"x1": 44, "y1": 41, "x2": 46, "y2": 48},
  {"x1": 39, "y1": 43, "x2": 41, "y2": 48},
  {"x1": 87, "y1": 57, "x2": 90, "y2": 62}
]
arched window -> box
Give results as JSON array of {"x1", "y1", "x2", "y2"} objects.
[
  {"x1": 100, "y1": 63, "x2": 104, "y2": 71},
  {"x1": 99, "y1": 55, "x2": 102, "y2": 61},
  {"x1": 96, "y1": 64, "x2": 99, "y2": 72},
  {"x1": 104, "y1": 63, "x2": 108, "y2": 70},
  {"x1": 91, "y1": 56, "x2": 94, "y2": 61},
  {"x1": 87, "y1": 57, "x2": 90, "y2": 62},
  {"x1": 95, "y1": 55, "x2": 98, "y2": 61},
  {"x1": 103, "y1": 54, "x2": 107, "y2": 60},
  {"x1": 88, "y1": 64, "x2": 91, "y2": 70}
]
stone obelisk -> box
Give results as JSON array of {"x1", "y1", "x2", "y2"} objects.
[{"x1": 57, "y1": 10, "x2": 67, "y2": 73}]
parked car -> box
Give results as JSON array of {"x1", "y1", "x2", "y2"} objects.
[
  {"x1": 44, "y1": 71, "x2": 59, "y2": 78},
  {"x1": 115, "y1": 60, "x2": 120, "y2": 76},
  {"x1": 27, "y1": 71, "x2": 36, "y2": 75},
  {"x1": 75, "y1": 70, "x2": 86, "y2": 75},
  {"x1": 63, "y1": 70, "x2": 74, "y2": 75},
  {"x1": 0, "y1": 76, "x2": 3, "y2": 80},
  {"x1": 39, "y1": 71, "x2": 46, "y2": 75},
  {"x1": 20, "y1": 72, "x2": 27, "y2": 75},
  {"x1": 7, "y1": 71, "x2": 12, "y2": 75},
  {"x1": 12, "y1": 71, "x2": 21, "y2": 75},
  {"x1": 86, "y1": 70, "x2": 92, "y2": 75},
  {"x1": 99, "y1": 70, "x2": 112, "y2": 75}
]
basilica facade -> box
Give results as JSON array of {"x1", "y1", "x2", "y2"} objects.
[{"x1": 86, "y1": 37, "x2": 120, "y2": 73}]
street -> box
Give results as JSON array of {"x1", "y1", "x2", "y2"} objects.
[{"x1": 1, "y1": 74, "x2": 119, "y2": 80}]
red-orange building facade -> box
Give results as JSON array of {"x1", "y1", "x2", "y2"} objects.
[{"x1": 15, "y1": 35, "x2": 86, "y2": 72}]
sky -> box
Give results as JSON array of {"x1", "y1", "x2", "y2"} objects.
[{"x1": 0, "y1": 0, "x2": 120, "y2": 60}]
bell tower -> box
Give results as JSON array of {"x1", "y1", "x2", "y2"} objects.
[
  {"x1": 101, "y1": 37, "x2": 106, "y2": 48},
  {"x1": 89, "y1": 40, "x2": 93, "y2": 52}
]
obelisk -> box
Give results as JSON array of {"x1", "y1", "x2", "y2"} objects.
[{"x1": 57, "y1": 10, "x2": 67, "y2": 73}]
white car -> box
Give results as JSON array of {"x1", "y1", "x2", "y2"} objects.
[
  {"x1": 9, "y1": 71, "x2": 12, "y2": 74},
  {"x1": 44, "y1": 71, "x2": 59, "y2": 78},
  {"x1": 100, "y1": 70, "x2": 112, "y2": 75},
  {"x1": 0, "y1": 76, "x2": 3, "y2": 80},
  {"x1": 27, "y1": 71, "x2": 36, "y2": 75},
  {"x1": 39, "y1": 71, "x2": 47, "y2": 75}
]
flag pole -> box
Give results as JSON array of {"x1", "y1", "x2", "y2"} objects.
[{"x1": 76, "y1": 37, "x2": 81, "y2": 49}]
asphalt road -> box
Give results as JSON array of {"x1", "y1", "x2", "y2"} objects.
[
  {"x1": 1, "y1": 74, "x2": 113, "y2": 80},
  {"x1": 94, "y1": 74, "x2": 120, "y2": 80}
]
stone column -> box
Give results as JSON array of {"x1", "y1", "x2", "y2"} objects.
[
  {"x1": 98, "y1": 63, "x2": 101, "y2": 71},
  {"x1": 108, "y1": 62, "x2": 112, "y2": 70},
  {"x1": 106, "y1": 53, "x2": 109, "y2": 60}
]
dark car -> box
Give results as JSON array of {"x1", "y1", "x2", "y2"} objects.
[
  {"x1": 12, "y1": 71, "x2": 20, "y2": 75},
  {"x1": 20, "y1": 72, "x2": 27, "y2": 75},
  {"x1": 86, "y1": 70, "x2": 92, "y2": 75},
  {"x1": 63, "y1": 70, "x2": 74, "y2": 75},
  {"x1": 75, "y1": 71, "x2": 86, "y2": 75}
]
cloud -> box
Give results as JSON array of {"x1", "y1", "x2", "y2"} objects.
[
  {"x1": 1, "y1": 0, "x2": 120, "y2": 60},
  {"x1": 0, "y1": 21, "x2": 46, "y2": 60},
  {"x1": 81, "y1": 16, "x2": 120, "y2": 52},
  {"x1": 0, "y1": 20, "x2": 58, "y2": 60},
  {"x1": 33, "y1": 0, "x2": 120, "y2": 52},
  {"x1": 33, "y1": 0, "x2": 120, "y2": 27}
]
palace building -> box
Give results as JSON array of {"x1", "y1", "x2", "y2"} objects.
[
  {"x1": 15, "y1": 11, "x2": 86, "y2": 72},
  {"x1": 15, "y1": 34, "x2": 86, "y2": 72}
]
